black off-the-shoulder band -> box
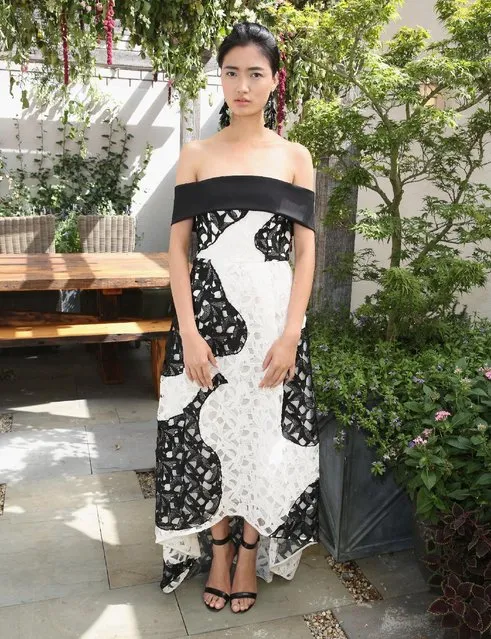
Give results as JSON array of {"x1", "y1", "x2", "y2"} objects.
[{"x1": 171, "y1": 175, "x2": 315, "y2": 231}]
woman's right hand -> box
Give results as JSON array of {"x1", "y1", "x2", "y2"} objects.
[{"x1": 181, "y1": 330, "x2": 218, "y2": 389}]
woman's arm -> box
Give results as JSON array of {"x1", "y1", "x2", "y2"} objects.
[
  {"x1": 260, "y1": 143, "x2": 316, "y2": 388},
  {"x1": 168, "y1": 141, "x2": 199, "y2": 336},
  {"x1": 169, "y1": 141, "x2": 217, "y2": 389},
  {"x1": 282, "y1": 143, "x2": 316, "y2": 340}
]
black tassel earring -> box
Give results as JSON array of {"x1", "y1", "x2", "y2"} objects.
[
  {"x1": 264, "y1": 92, "x2": 277, "y2": 130},
  {"x1": 219, "y1": 100, "x2": 231, "y2": 129}
]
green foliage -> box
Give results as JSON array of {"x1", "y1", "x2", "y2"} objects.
[
  {"x1": 396, "y1": 364, "x2": 491, "y2": 524},
  {"x1": 280, "y1": 0, "x2": 491, "y2": 340},
  {"x1": 0, "y1": 1, "x2": 286, "y2": 101},
  {"x1": 309, "y1": 312, "x2": 491, "y2": 521}
]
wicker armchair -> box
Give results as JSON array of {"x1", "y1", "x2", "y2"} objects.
[
  {"x1": 78, "y1": 215, "x2": 136, "y2": 253},
  {"x1": 0, "y1": 215, "x2": 56, "y2": 254},
  {"x1": 0, "y1": 215, "x2": 58, "y2": 312}
]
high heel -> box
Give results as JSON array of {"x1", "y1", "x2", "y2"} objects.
[
  {"x1": 203, "y1": 534, "x2": 234, "y2": 612},
  {"x1": 230, "y1": 535, "x2": 260, "y2": 613}
]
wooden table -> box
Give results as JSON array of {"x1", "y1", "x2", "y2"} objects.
[
  {"x1": 0, "y1": 252, "x2": 172, "y2": 395},
  {"x1": 0, "y1": 252, "x2": 170, "y2": 291}
]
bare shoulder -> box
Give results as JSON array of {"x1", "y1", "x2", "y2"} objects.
[
  {"x1": 288, "y1": 140, "x2": 314, "y2": 190},
  {"x1": 175, "y1": 139, "x2": 205, "y2": 185}
]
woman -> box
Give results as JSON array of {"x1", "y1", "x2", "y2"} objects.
[{"x1": 155, "y1": 21, "x2": 319, "y2": 614}]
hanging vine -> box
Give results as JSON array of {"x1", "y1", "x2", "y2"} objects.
[{"x1": 0, "y1": 1, "x2": 299, "y2": 102}]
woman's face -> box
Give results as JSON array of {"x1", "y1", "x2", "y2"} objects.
[{"x1": 220, "y1": 43, "x2": 278, "y2": 116}]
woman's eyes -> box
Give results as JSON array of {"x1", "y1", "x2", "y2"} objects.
[{"x1": 225, "y1": 72, "x2": 262, "y2": 78}]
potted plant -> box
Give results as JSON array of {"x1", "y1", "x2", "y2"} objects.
[{"x1": 310, "y1": 313, "x2": 491, "y2": 562}]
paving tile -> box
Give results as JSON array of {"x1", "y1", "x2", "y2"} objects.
[
  {"x1": 114, "y1": 397, "x2": 158, "y2": 423},
  {"x1": 0, "y1": 583, "x2": 185, "y2": 639},
  {"x1": 0, "y1": 506, "x2": 108, "y2": 607},
  {"x1": 2, "y1": 472, "x2": 143, "y2": 520},
  {"x1": 98, "y1": 499, "x2": 162, "y2": 588},
  {"x1": 7, "y1": 398, "x2": 120, "y2": 430},
  {"x1": 87, "y1": 421, "x2": 157, "y2": 473},
  {"x1": 176, "y1": 553, "x2": 354, "y2": 635},
  {"x1": 333, "y1": 591, "x2": 445, "y2": 639},
  {"x1": 0, "y1": 427, "x2": 91, "y2": 484},
  {"x1": 180, "y1": 615, "x2": 314, "y2": 638},
  {"x1": 356, "y1": 549, "x2": 429, "y2": 599}
]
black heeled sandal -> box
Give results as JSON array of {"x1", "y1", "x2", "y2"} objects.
[
  {"x1": 203, "y1": 533, "x2": 235, "y2": 612},
  {"x1": 230, "y1": 535, "x2": 260, "y2": 614}
]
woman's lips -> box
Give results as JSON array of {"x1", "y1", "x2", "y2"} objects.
[{"x1": 235, "y1": 99, "x2": 250, "y2": 104}]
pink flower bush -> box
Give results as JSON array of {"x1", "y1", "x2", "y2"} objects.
[
  {"x1": 435, "y1": 410, "x2": 451, "y2": 422},
  {"x1": 485, "y1": 370, "x2": 491, "y2": 380}
]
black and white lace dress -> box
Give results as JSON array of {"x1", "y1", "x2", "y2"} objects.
[{"x1": 155, "y1": 175, "x2": 319, "y2": 593}]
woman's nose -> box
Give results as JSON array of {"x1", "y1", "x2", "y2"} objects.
[{"x1": 236, "y1": 76, "x2": 250, "y2": 92}]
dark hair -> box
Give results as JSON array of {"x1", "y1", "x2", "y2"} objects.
[
  {"x1": 217, "y1": 21, "x2": 280, "y2": 76},
  {"x1": 217, "y1": 22, "x2": 280, "y2": 130}
]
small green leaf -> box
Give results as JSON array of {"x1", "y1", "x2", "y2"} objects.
[
  {"x1": 447, "y1": 489, "x2": 470, "y2": 500},
  {"x1": 475, "y1": 474, "x2": 491, "y2": 486},
  {"x1": 21, "y1": 89, "x2": 29, "y2": 109},
  {"x1": 421, "y1": 469, "x2": 437, "y2": 491},
  {"x1": 447, "y1": 437, "x2": 472, "y2": 450}
]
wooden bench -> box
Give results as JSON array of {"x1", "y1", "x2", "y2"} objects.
[
  {"x1": 0, "y1": 311, "x2": 171, "y2": 399},
  {"x1": 0, "y1": 252, "x2": 173, "y2": 399}
]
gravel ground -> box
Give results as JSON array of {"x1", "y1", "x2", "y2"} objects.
[
  {"x1": 0, "y1": 413, "x2": 12, "y2": 434},
  {"x1": 326, "y1": 553, "x2": 383, "y2": 603},
  {"x1": 136, "y1": 469, "x2": 156, "y2": 498},
  {"x1": 0, "y1": 484, "x2": 5, "y2": 516},
  {"x1": 304, "y1": 610, "x2": 348, "y2": 638}
]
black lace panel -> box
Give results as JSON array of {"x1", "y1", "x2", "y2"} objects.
[
  {"x1": 162, "y1": 258, "x2": 248, "y2": 377},
  {"x1": 282, "y1": 328, "x2": 318, "y2": 446},
  {"x1": 155, "y1": 373, "x2": 227, "y2": 530},
  {"x1": 271, "y1": 480, "x2": 319, "y2": 557},
  {"x1": 162, "y1": 318, "x2": 184, "y2": 377},
  {"x1": 192, "y1": 258, "x2": 248, "y2": 356},
  {"x1": 194, "y1": 209, "x2": 249, "y2": 251},
  {"x1": 254, "y1": 214, "x2": 293, "y2": 261}
]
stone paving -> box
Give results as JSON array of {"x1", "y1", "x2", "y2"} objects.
[{"x1": 0, "y1": 344, "x2": 445, "y2": 639}]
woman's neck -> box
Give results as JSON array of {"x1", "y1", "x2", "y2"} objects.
[{"x1": 223, "y1": 113, "x2": 271, "y2": 145}]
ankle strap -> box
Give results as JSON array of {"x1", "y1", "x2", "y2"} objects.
[
  {"x1": 211, "y1": 534, "x2": 231, "y2": 546},
  {"x1": 241, "y1": 536, "x2": 259, "y2": 550}
]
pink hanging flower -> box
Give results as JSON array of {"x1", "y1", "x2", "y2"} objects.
[
  {"x1": 485, "y1": 370, "x2": 491, "y2": 380},
  {"x1": 276, "y1": 42, "x2": 287, "y2": 136},
  {"x1": 61, "y1": 12, "x2": 69, "y2": 85},
  {"x1": 435, "y1": 410, "x2": 451, "y2": 422},
  {"x1": 104, "y1": 0, "x2": 115, "y2": 66}
]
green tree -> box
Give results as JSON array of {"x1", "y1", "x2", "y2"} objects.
[{"x1": 274, "y1": 0, "x2": 491, "y2": 340}]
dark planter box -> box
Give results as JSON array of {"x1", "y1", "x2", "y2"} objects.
[{"x1": 318, "y1": 413, "x2": 415, "y2": 561}]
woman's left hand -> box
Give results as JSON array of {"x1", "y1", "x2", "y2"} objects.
[{"x1": 259, "y1": 333, "x2": 299, "y2": 388}]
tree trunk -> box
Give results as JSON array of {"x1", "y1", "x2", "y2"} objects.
[{"x1": 310, "y1": 149, "x2": 358, "y2": 318}]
